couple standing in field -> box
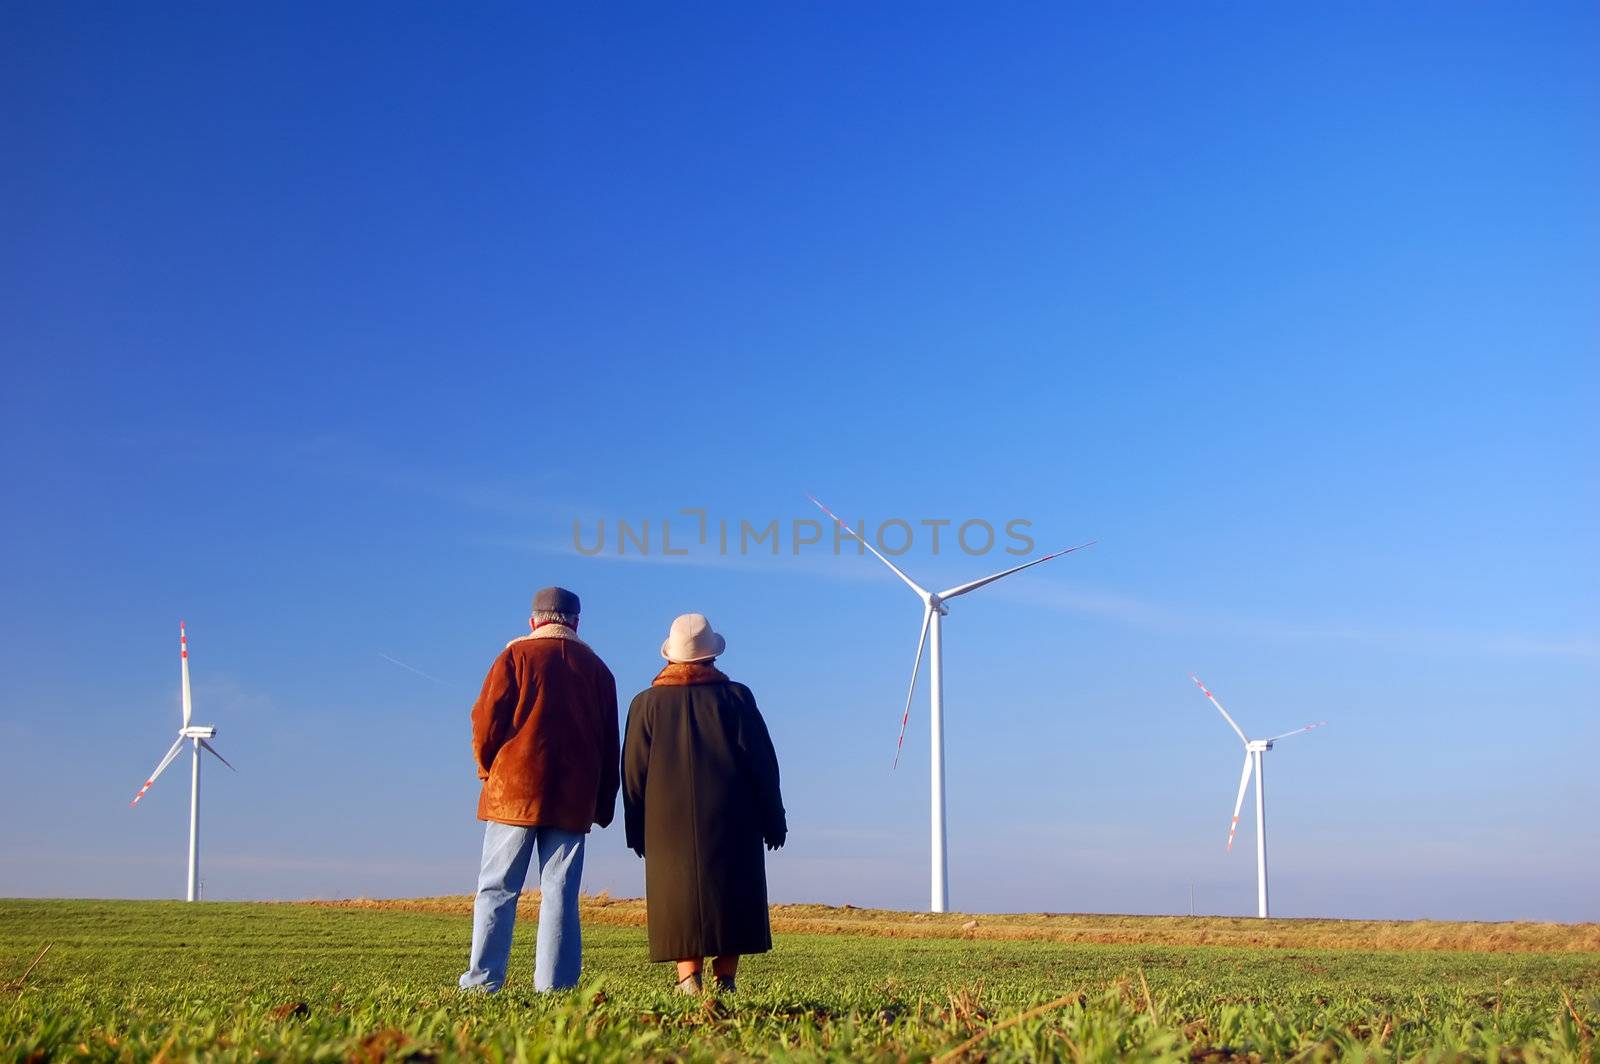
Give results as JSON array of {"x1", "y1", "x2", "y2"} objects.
[{"x1": 458, "y1": 587, "x2": 788, "y2": 995}]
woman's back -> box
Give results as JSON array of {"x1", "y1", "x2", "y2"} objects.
[{"x1": 623, "y1": 661, "x2": 785, "y2": 963}]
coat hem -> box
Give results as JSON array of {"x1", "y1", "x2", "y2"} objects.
[
  {"x1": 478, "y1": 812, "x2": 594, "y2": 834},
  {"x1": 647, "y1": 941, "x2": 773, "y2": 964}
]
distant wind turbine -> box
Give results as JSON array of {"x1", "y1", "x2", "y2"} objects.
[
  {"x1": 1190, "y1": 674, "x2": 1325, "y2": 918},
  {"x1": 810, "y1": 494, "x2": 1094, "y2": 913},
  {"x1": 129, "y1": 622, "x2": 236, "y2": 901}
]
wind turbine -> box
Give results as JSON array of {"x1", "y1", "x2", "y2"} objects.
[
  {"x1": 809, "y1": 495, "x2": 1093, "y2": 913},
  {"x1": 1190, "y1": 674, "x2": 1324, "y2": 918},
  {"x1": 130, "y1": 622, "x2": 235, "y2": 901}
]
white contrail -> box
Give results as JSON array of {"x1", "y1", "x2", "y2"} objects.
[{"x1": 377, "y1": 652, "x2": 441, "y2": 684}]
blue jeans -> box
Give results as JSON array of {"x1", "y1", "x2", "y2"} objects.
[{"x1": 459, "y1": 822, "x2": 586, "y2": 992}]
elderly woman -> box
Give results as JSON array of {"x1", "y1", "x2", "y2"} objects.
[{"x1": 622, "y1": 613, "x2": 787, "y2": 995}]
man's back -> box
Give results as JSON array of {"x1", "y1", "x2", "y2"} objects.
[{"x1": 471, "y1": 628, "x2": 620, "y2": 833}]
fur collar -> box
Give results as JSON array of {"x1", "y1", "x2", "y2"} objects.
[
  {"x1": 652, "y1": 661, "x2": 730, "y2": 686},
  {"x1": 505, "y1": 624, "x2": 585, "y2": 650}
]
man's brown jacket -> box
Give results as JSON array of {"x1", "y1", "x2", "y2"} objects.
[{"x1": 471, "y1": 625, "x2": 620, "y2": 832}]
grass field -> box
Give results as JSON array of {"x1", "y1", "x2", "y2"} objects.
[{"x1": 3, "y1": 899, "x2": 1598, "y2": 1062}]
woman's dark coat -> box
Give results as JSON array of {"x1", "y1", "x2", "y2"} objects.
[{"x1": 622, "y1": 662, "x2": 787, "y2": 962}]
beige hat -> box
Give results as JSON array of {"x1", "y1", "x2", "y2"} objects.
[{"x1": 660, "y1": 613, "x2": 726, "y2": 664}]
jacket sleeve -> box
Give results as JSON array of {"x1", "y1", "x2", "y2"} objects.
[
  {"x1": 737, "y1": 687, "x2": 787, "y2": 848},
  {"x1": 593, "y1": 665, "x2": 621, "y2": 829},
  {"x1": 470, "y1": 651, "x2": 519, "y2": 781},
  {"x1": 621, "y1": 694, "x2": 650, "y2": 856}
]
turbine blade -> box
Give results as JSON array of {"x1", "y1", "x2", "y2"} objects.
[
  {"x1": 893, "y1": 608, "x2": 933, "y2": 770},
  {"x1": 180, "y1": 621, "x2": 193, "y2": 728},
  {"x1": 1227, "y1": 749, "x2": 1254, "y2": 852},
  {"x1": 199, "y1": 739, "x2": 235, "y2": 771},
  {"x1": 1191, "y1": 674, "x2": 1249, "y2": 745},
  {"x1": 806, "y1": 494, "x2": 929, "y2": 597},
  {"x1": 1260, "y1": 723, "x2": 1324, "y2": 739},
  {"x1": 934, "y1": 541, "x2": 1096, "y2": 600},
  {"x1": 129, "y1": 737, "x2": 187, "y2": 807}
]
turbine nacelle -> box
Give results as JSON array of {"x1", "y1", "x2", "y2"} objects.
[{"x1": 181, "y1": 725, "x2": 217, "y2": 739}]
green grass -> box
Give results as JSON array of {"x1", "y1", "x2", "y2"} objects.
[{"x1": 3, "y1": 900, "x2": 1598, "y2": 1061}]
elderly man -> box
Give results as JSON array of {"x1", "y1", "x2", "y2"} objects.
[{"x1": 460, "y1": 587, "x2": 620, "y2": 993}]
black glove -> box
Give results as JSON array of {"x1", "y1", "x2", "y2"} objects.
[{"x1": 765, "y1": 832, "x2": 786, "y2": 851}]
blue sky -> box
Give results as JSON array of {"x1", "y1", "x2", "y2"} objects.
[{"x1": 2, "y1": 3, "x2": 1596, "y2": 921}]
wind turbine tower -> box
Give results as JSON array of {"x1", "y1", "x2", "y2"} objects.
[
  {"x1": 130, "y1": 622, "x2": 235, "y2": 901},
  {"x1": 810, "y1": 495, "x2": 1093, "y2": 912},
  {"x1": 1190, "y1": 674, "x2": 1324, "y2": 918}
]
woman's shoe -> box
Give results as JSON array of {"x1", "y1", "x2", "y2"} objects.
[
  {"x1": 674, "y1": 972, "x2": 703, "y2": 996},
  {"x1": 712, "y1": 975, "x2": 736, "y2": 994}
]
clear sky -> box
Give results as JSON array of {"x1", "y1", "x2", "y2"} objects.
[{"x1": 3, "y1": 4, "x2": 1596, "y2": 921}]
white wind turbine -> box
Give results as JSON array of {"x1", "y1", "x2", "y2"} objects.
[
  {"x1": 130, "y1": 622, "x2": 235, "y2": 901},
  {"x1": 1190, "y1": 674, "x2": 1324, "y2": 918},
  {"x1": 810, "y1": 495, "x2": 1094, "y2": 913}
]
